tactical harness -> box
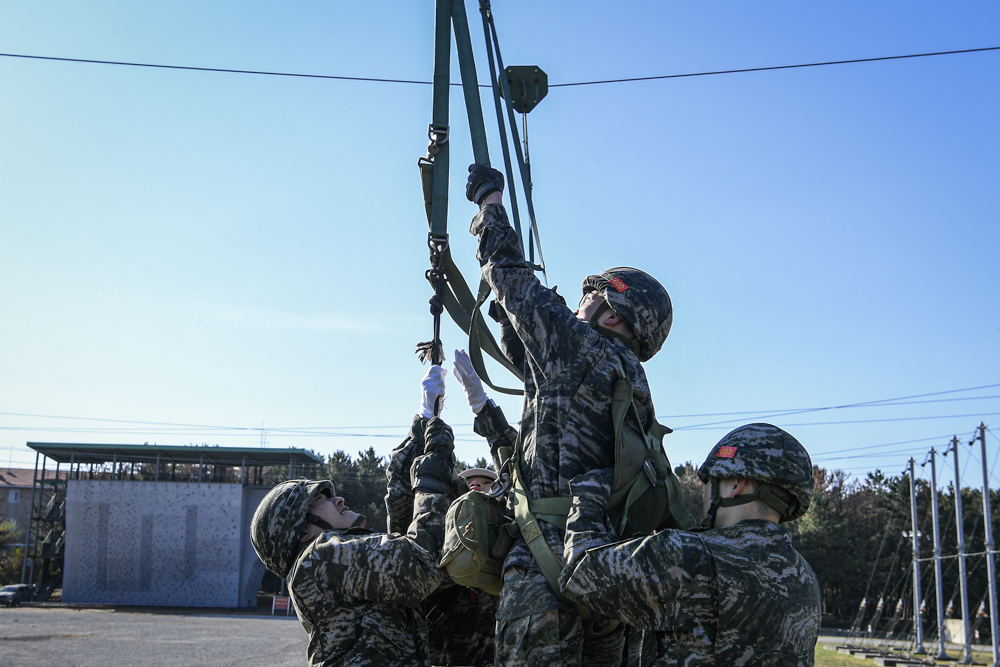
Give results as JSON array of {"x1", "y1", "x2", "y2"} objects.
[{"x1": 441, "y1": 357, "x2": 696, "y2": 637}]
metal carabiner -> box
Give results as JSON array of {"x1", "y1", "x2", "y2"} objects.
[
  {"x1": 642, "y1": 460, "x2": 659, "y2": 488},
  {"x1": 425, "y1": 123, "x2": 450, "y2": 159}
]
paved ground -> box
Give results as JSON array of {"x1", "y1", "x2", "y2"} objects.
[{"x1": 0, "y1": 605, "x2": 308, "y2": 667}]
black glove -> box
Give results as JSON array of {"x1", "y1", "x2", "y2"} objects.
[
  {"x1": 384, "y1": 415, "x2": 427, "y2": 533},
  {"x1": 411, "y1": 451, "x2": 456, "y2": 495},
  {"x1": 466, "y1": 163, "x2": 505, "y2": 204},
  {"x1": 411, "y1": 417, "x2": 457, "y2": 494}
]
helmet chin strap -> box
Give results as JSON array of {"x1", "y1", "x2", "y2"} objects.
[
  {"x1": 305, "y1": 512, "x2": 369, "y2": 531},
  {"x1": 305, "y1": 512, "x2": 334, "y2": 531},
  {"x1": 700, "y1": 478, "x2": 796, "y2": 529},
  {"x1": 588, "y1": 301, "x2": 641, "y2": 357}
]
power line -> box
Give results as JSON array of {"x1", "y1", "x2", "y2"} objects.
[
  {"x1": 672, "y1": 412, "x2": 1000, "y2": 431},
  {"x1": 669, "y1": 383, "x2": 1000, "y2": 429},
  {"x1": 661, "y1": 393, "x2": 1000, "y2": 420},
  {"x1": 2, "y1": 383, "x2": 996, "y2": 436},
  {"x1": 551, "y1": 46, "x2": 1000, "y2": 87},
  {"x1": 0, "y1": 46, "x2": 996, "y2": 88},
  {"x1": 817, "y1": 434, "x2": 958, "y2": 457}
]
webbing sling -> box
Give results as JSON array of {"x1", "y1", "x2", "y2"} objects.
[
  {"x1": 506, "y1": 449, "x2": 618, "y2": 639},
  {"x1": 417, "y1": 0, "x2": 546, "y2": 396}
]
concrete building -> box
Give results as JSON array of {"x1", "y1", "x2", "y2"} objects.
[
  {"x1": 22, "y1": 442, "x2": 323, "y2": 607},
  {"x1": 0, "y1": 468, "x2": 57, "y2": 548}
]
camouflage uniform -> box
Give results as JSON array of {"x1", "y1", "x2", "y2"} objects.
[
  {"x1": 560, "y1": 473, "x2": 821, "y2": 666},
  {"x1": 472, "y1": 203, "x2": 654, "y2": 665},
  {"x1": 421, "y1": 584, "x2": 499, "y2": 667},
  {"x1": 386, "y1": 414, "x2": 499, "y2": 667},
  {"x1": 284, "y1": 418, "x2": 454, "y2": 667}
]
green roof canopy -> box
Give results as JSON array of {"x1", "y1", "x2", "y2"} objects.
[{"x1": 27, "y1": 442, "x2": 322, "y2": 467}]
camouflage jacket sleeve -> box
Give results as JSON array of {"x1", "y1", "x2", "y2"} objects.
[
  {"x1": 471, "y1": 203, "x2": 599, "y2": 377},
  {"x1": 304, "y1": 489, "x2": 451, "y2": 608},
  {"x1": 384, "y1": 414, "x2": 427, "y2": 534},
  {"x1": 472, "y1": 401, "x2": 519, "y2": 469},
  {"x1": 488, "y1": 298, "x2": 526, "y2": 369},
  {"x1": 560, "y1": 474, "x2": 715, "y2": 630}
]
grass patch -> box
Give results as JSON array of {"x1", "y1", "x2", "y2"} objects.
[{"x1": 814, "y1": 645, "x2": 875, "y2": 667}]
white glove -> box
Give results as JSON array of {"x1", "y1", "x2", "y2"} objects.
[
  {"x1": 452, "y1": 349, "x2": 490, "y2": 413},
  {"x1": 419, "y1": 365, "x2": 446, "y2": 419}
]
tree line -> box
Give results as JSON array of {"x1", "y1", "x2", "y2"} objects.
[
  {"x1": 325, "y1": 449, "x2": 1000, "y2": 631},
  {"x1": 4, "y1": 446, "x2": 997, "y2": 636}
]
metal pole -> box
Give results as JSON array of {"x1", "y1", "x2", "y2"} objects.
[
  {"x1": 949, "y1": 436, "x2": 973, "y2": 663},
  {"x1": 928, "y1": 448, "x2": 952, "y2": 659},
  {"x1": 910, "y1": 458, "x2": 927, "y2": 654},
  {"x1": 976, "y1": 422, "x2": 1000, "y2": 666},
  {"x1": 20, "y1": 451, "x2": 39, "y2": 584}
]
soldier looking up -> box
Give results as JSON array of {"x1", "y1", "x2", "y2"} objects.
[
  {"x1": 559, "y1": 423, "x2": 822, "y2": 666},
  {"x1": 458, "y1": 467, "x2": 497, "y2": 493},
  {"x1": 465, "y1": 165, "x2": 674, "y2": 667},
  {"x1": 250, "y1": 366, "x2": 455, "y2": 667}
]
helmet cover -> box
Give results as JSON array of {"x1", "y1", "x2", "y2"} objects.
[
  {"x1": 251, "y1": 479, "x2": 334, "y2": 578},
  {"x1": 697, "y1": 423, "x2": 813, "y2": 521},
  {"x1": 581, "y1": 267, "x2": 672, "y2": 362}
]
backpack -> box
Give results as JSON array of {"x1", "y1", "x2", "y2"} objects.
[
  {"x1": 439, "y1": 489, "x2": 517, "y2": 595},
  {"x1": 607, "y1": 356, "x2": 697, "y2": 537}
]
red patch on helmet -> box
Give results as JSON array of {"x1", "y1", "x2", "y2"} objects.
[
  {"x1": 717, "y1": 446, "x2": 737, "y2": 459},
  {"x1": 608, "y1": 277, "x2": 629, "y2": 292}
]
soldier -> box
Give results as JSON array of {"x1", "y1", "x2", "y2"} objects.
[
  {"x1": 250, "y1": 366, "x2": 455, "y2": 667},
  {"x1": 383, "y1": 363, "x2": 498, "y2": 667},
  {"x1": 465, "y1": 166, "x2": 674, "y2": 666},
  {"x1": 559, "y1": 423, "x2": 822, "y2": 666},
  {"x1": 459, "y1": 467, "x2": 497, "y2": 493}
]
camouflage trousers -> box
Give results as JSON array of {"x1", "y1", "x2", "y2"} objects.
[{"x1": 495, "y1": 567, "x2": 625, "y2": 667}]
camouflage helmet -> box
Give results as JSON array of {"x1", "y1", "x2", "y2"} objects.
[
  {"x1": 581, "y1": 267, "x2": 672, "y2": 362},
  {"x1": 698, "y1": 423, "x2": 813, "y2": 522},
  {"x1": 251, "y1": 479, "x2": 334, "y2": 578}
]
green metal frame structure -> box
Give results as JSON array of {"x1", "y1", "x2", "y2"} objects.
[{"x1": 19, "y1": 442, "x2": 322, "y2": 600}]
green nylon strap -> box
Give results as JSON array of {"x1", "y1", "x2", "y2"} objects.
[
  {"x1": 530, "y1": 496, "x2": 572, "y2": 532},
  {"x1": 509, "y1": 454, "x2": 618, "y2": 639},
  {"x1": 435, "y1": 246, "x2": 524, "y2": 390},
  {"x1": 428, "y1": 0, "x2": 452, "y2": 240},
  {"x1": 509, "y1": 457, "x2": 565, "y2": 593},
  {"x1": 452, "y1": 0, "x2": 489, "y2": 165},
  {"x1": 467, "y1": 274, "x2": 524, "y2": 395},
  {"x1": 419, "y1": 0, "x2": 525, "y2": 396}
]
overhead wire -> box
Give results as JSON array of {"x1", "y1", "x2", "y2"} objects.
[
  {"x1": 0, "y1": 46, "x2": 996, "y2": 88},
  {"x1": 662, "y1": 394, "x2": 1000, "y2": 420},
  {"x1": 671, "y1": 382, "x2": 1000, "y2": 429}
]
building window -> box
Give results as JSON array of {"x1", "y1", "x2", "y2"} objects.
[{"x1": 7, "y1": 490, "x2": 18, "y2": 503}]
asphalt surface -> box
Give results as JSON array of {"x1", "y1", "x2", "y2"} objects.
[{"x1": 0, "y1": 605, "x2": 308, "y2": 667}]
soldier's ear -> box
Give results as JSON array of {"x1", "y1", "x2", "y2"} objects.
[{"x1": 601, "y1": 310, "x2": 624, "y2": 327}]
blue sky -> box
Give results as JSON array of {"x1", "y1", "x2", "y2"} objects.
[{"x1": 1, "y1": 1, "x2": 998, "y2": 492}]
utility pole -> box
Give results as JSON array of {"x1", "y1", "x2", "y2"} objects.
[
  {"x1": 927, "y1": 448, "x2": 951, "y2": 659},
  {"x1": 948, "y1": 436, "x2": 973, "y2": 664},
  {"x1": 975, "y1": 422, "x2": 999, "y2": 667},
  {"x1": 909, "y1": 458, "x2": 926, "y2": 654}
]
